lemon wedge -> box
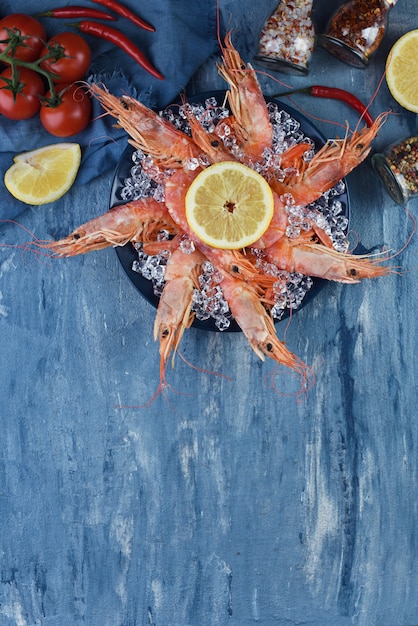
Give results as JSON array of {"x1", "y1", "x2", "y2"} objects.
[
  {"x1": 386, "y1": 29, "x2": 418, "y2": 113},
  {"x1": 185, "y1": 161, "x2": 274, "y2": 250},
  {"x1": 4, "y1": 143, "x2": 82, "y2": 205}
]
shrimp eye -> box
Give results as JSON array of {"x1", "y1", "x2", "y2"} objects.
[
  {"x1": 232, "y1": 265, "x2": 239, "y2": 273},
  {"x1": 73, "y1": 233, "x2": 81, "y2": 240},
  {"x1": 162, "y1": 329, "x2": 169, "y2": 338},
  {"x1": 211, "y1": 139, "x2": 220, "y2": 147},
  {"x1": 349, "y1": 268, "x2": 357, "y2": 276},
  {"x1": 266, "y1": 342, "x2": 273, "y2": 352}
]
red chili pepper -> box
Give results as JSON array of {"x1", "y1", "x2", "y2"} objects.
[
  {"x1": 38, "y1": 6, "x2": 117, "y2": 20},
  {"x1": 273, "y1": 85, "x2": 374, "y2": 127},
  {"x1": 73, "y1": 21, "x2": 163, "y2": 80},
  {"x1": 91, "y1": 0, "x2": 155, "y2": 32}
]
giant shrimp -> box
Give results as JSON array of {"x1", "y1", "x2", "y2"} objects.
[
  {"x1": 217, "y1": 31, "x2": 273, "y2": 159},
  {"x1": 265, "y1": 236, "x2": 391, "y2": 284},
  {"x1": 153, "y1": 244, "x2": 205, "y2": 378},
  {"x1": 37, "y1": 198, "x2": 176, "y2": 256},
  {"x1": 271, "y1": 112, "x2": 389, "y2": 207}
]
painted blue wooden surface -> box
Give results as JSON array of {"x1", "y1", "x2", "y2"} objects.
[{"x1": 1, "y1": 1, "x2": 418, "y2": 625}]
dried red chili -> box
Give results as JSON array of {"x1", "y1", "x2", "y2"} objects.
[
  {"x1": 91, "y1": 0, "x2": 155, "y2": 32},
  {"x1": 273, "y1": 85, "x2": 374, "y2": 127},
  {"x1": 38, "y1": 6, "x2": 117, "y2": 21},
  {"x1": 73, "y1": 21, "x2": 163, "y2": 80},
  {"x1": 319, "y1": 0, "x2": 399, "y2": 68}
]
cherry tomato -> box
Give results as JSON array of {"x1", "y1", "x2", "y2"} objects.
[
  {"x1": 40, "y1": 33, "x2": 91, "y2": 83},
  {"x1": 40, "y1": 83, "x2": 92, "y2": 137},
  {"x1": 0, "y1": 14, "x2": 46, "y2": 62},
  {"x1": 0, "y1": 66, "x2": 45, "y2": 120}
]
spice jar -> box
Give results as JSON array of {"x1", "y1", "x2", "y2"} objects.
[
  {"x1": 254, "y1": 0, "x2": 316, "y2": 75},
  {"x1": 319, "y1": 0, "x2": 399, "y2": 68},
  {"x1": 371, "y1": 136, "x2": 418, "y2": 205}
]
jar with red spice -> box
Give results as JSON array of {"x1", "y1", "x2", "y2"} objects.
[
  {"x1": 319, "y1": 0, "x2": 399, "y2": 68},
  {"x1": 254, "y1": 0, "x2": 316, "y2": 75},
  {"x1": 372, "y1": 136, "x2": 418, "y2": 205}
]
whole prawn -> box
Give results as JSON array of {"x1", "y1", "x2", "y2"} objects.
[
  {"x1": 271, "y1": 113, "x2": 389, "y2": 207},
  {"x1": 153, "y1": 243, "x2": 205, "y2": 380},
  {"x1": 36, "y1": 198, "x2": 176, "y2": 256},
  {"x1": 217, "y1": 32, "x2": 273, "y2": 160},
  {"x1": 89, "y1": 84, "x2": 202, "y2": 169},
  {"x1": 265, "y1": 236, "x2": 391, "y2": 284}
]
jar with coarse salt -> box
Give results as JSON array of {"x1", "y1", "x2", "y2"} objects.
[
  {"x1": 254, "y1": 0, "x2": 316, "y2": 75},
  {"x1": 319, "y1": 0, "x2": 399, "y2": 68}
]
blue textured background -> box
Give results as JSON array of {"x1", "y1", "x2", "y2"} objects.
[{"x1": 1, "y1": 1, "x2": 418, "y2": 625}]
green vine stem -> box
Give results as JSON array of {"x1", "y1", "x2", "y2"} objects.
[{"x1": 0, "y1": 27, "x2": 69, "y2": 105}]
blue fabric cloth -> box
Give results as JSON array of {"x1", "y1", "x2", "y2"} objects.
[{"x1": 0, "y1": 0, "x2": 218, "y2": 219}]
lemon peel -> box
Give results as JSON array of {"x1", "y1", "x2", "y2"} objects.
[
  {"x1": 4, "y1": 143, "x2": 82, "y2": 205},
  {"x1": 386, "y1": 29, "x2": 418, "y2": 113}
]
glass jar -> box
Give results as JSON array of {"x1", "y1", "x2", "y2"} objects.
[
  {"x1": 319, "y1": 0, "x2": 399, "y2": 68},
  {"x1": 254, "y1": 0, "x2": 316, "y2": 75},
  {"x1": 371, "y1": 136, "x2": 418, "y2": 205}
]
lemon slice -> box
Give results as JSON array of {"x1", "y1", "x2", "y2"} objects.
[
  {"x1": 185, "y1": 161, "x2": 274, "y2": 249},
  {"x1": 386, "y1": 29, "x2": 418, "y2": 113},
  {"x1": 4, "y1": 143, "x2": 81, "y2": 205}
]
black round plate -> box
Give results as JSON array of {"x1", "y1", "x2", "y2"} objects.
[{"x1": 110, "y1": 91, "x2": 350, "y2": 332}]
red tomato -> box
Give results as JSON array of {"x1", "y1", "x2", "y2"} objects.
[
  {"x1": 40, "y1": 33, "x2": 91, "y2": 83},
  {"x1": 0, "y1": 66, "x2": 45, "y2": 120},
  {"x1": 40, "y1": 83, "x2": 92, "y2": 137},
  {"x1": 0, "y1": 14, "x2": 46, "y2": 62}
]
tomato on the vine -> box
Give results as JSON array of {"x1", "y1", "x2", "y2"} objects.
[
  {"x1": 0, "y1": 14, "x2": 46, "y2": 62},
  {"x1": 40, "y1": 33, "x2": 91, "y2": 83},
  {"x1": 40, "y1": 83, "x2": 92, "y2": 137},
  {"x1": 0, "y1": 66, "x2": 45, "y2": 120}
]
